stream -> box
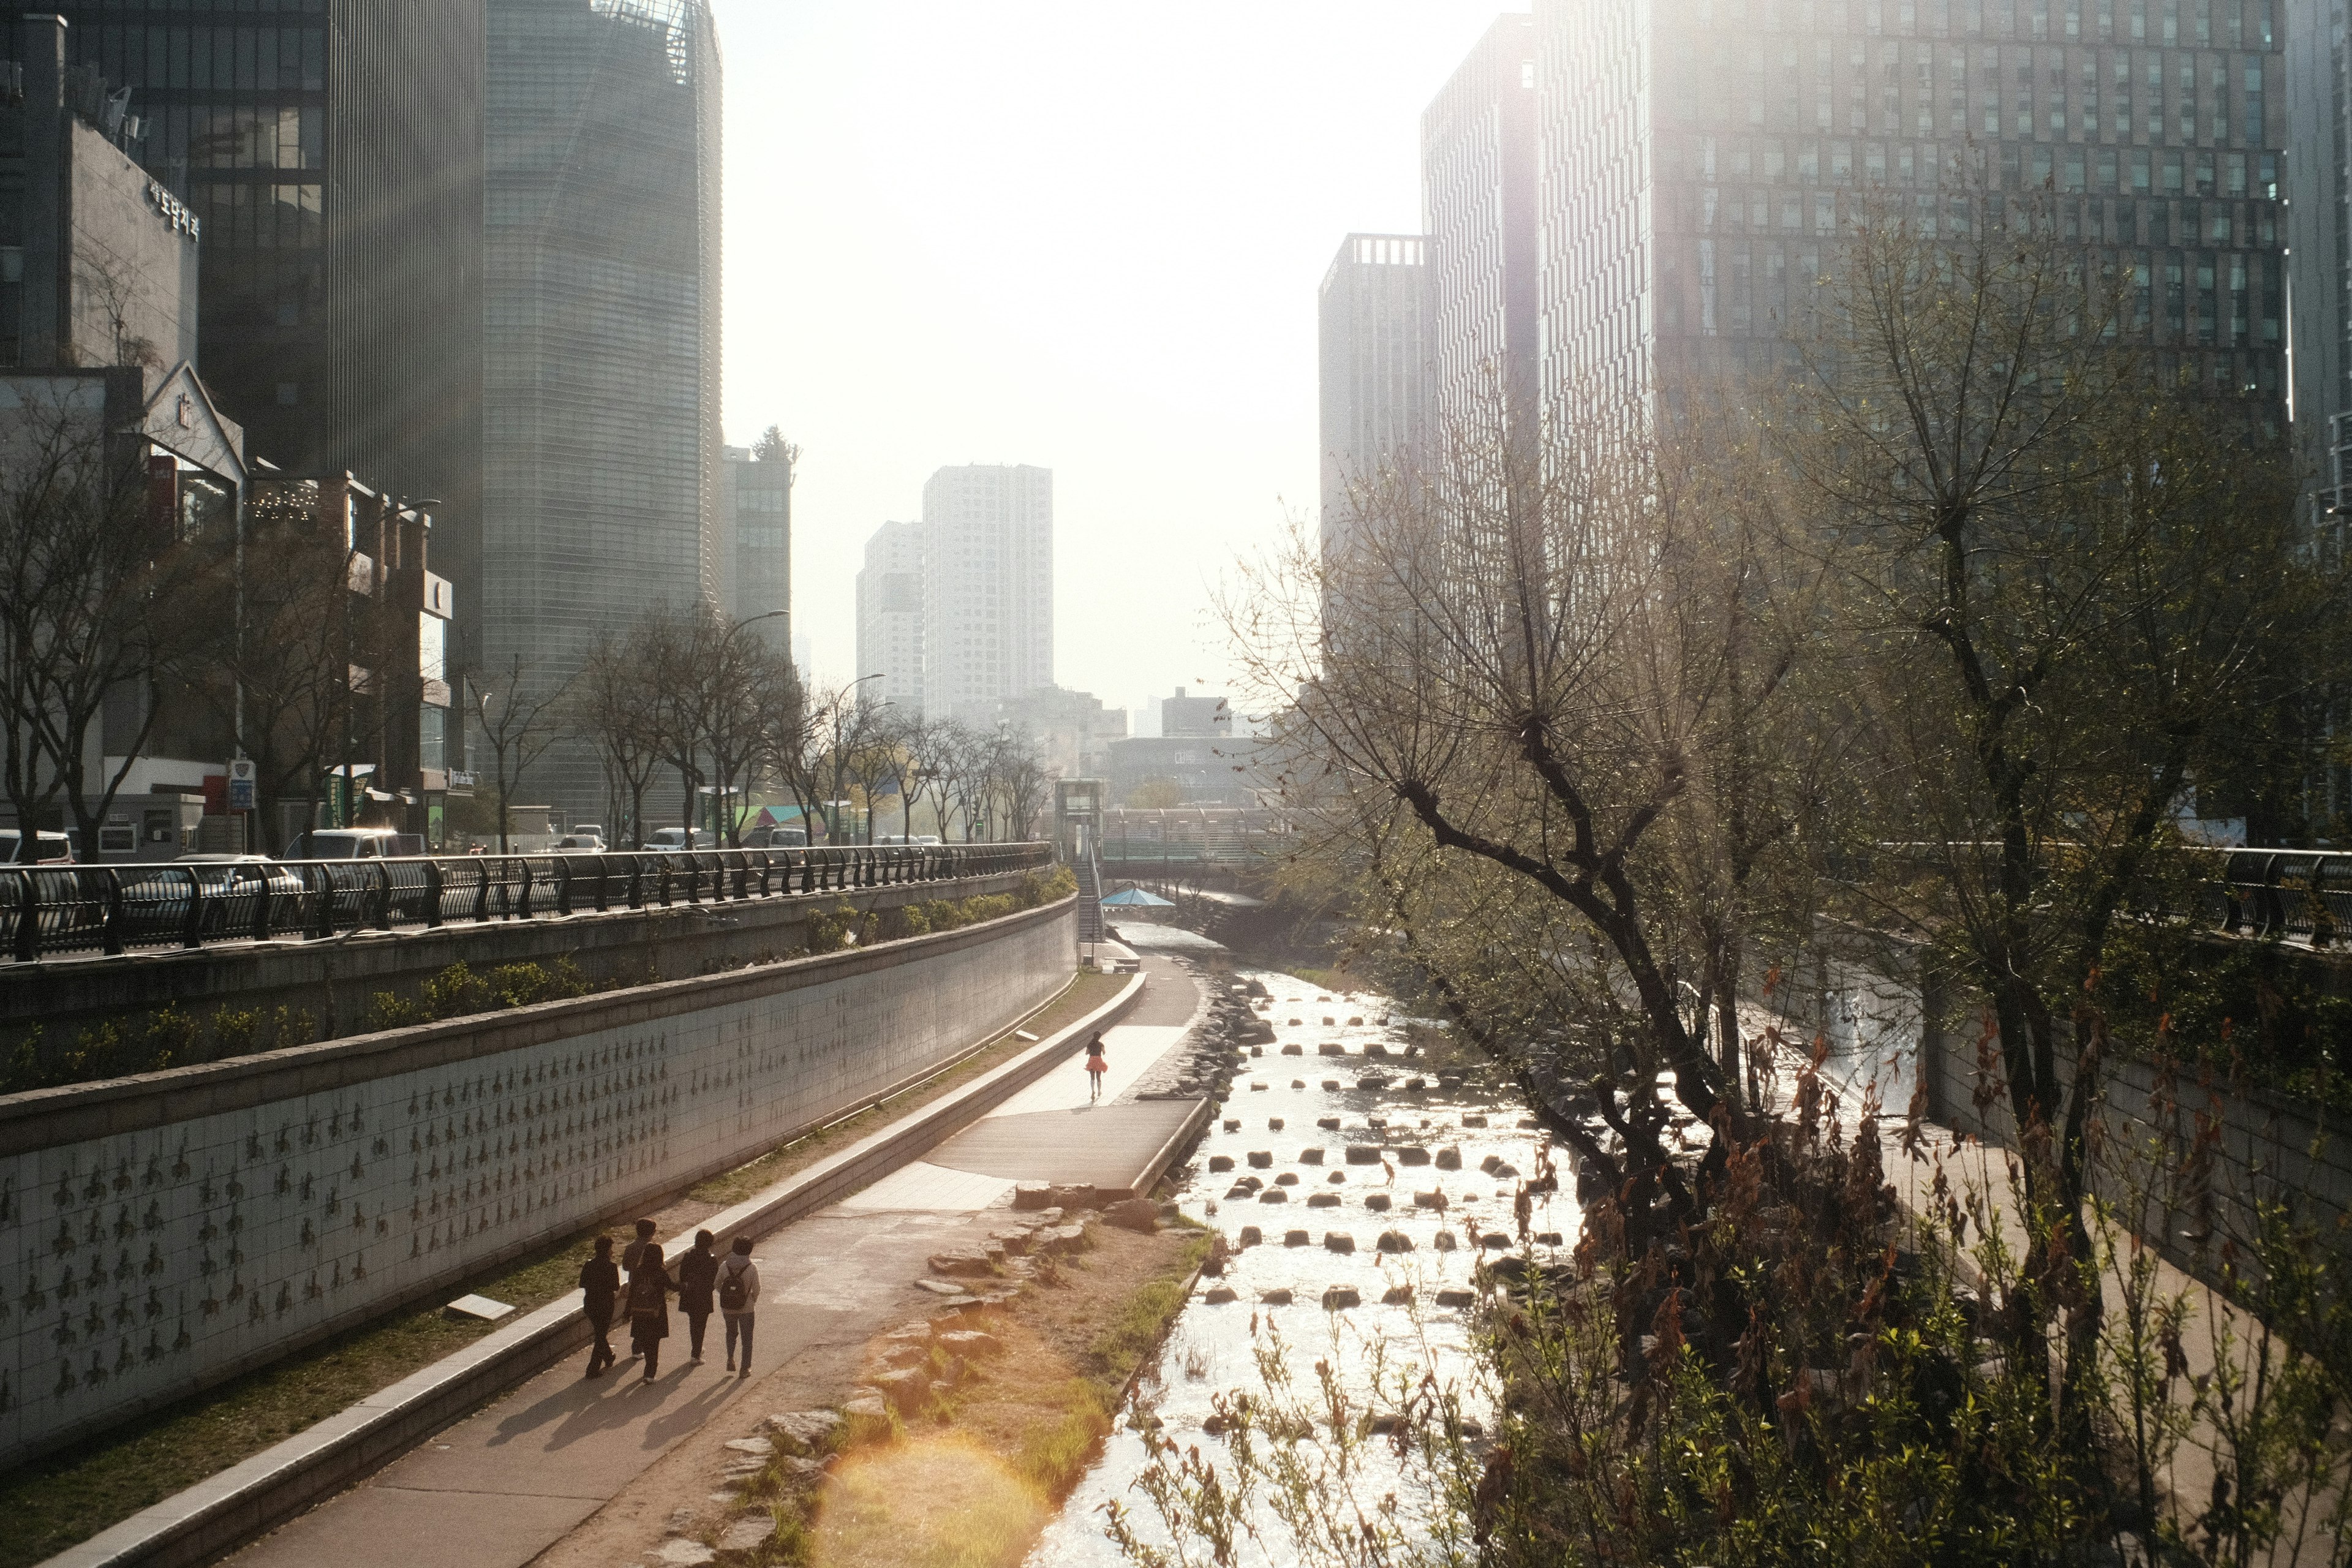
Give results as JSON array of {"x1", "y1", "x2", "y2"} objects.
[{"x1": 1026, "y1": 931, "x2": 1577, "y2": 1566}]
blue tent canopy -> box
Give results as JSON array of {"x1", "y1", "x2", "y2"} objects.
[{"x1": 1101, "y1": 887, "x2": 1175, "y2": 907}]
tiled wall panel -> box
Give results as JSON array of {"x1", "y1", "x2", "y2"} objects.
[{"x1": 0, "y1": 905, "x2": 1072, "y2": 1464}]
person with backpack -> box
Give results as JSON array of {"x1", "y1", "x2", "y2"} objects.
[
  {"x1": 625, "y1": 1234, "x2": 675, "y2": 1382},
  {"x1": 718, "y1": 1236, "x2": 760, "y2": 1379},
  {"x1": 676, "y1": 1229, "x2": 719, "y2": 1363},
  {"x1": 1084, "y1": 1031, "x2": 1108, "y2": 1102},
  {"x1": 578, "y1": 1235, "x2": 620, "y2": 1378}
]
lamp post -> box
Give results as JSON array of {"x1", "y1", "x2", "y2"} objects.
[
  {"x1": 707, "y1": 609, "x2": 788, "y2": 845},
  {"x1": 824, "y1": 672, "x2": 883, "y2": 845}
]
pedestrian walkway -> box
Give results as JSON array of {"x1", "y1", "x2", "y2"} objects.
[{"x1": 224, "y1": 953, "x2": 1208, "y2": 1568}]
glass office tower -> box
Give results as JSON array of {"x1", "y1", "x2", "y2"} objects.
[
  {"x1": 483, "y1": 0, "x2": 722, "y2": 816},
  {"x1": 1536, "y1": 0, "x2": 2288, "y2": 436}
]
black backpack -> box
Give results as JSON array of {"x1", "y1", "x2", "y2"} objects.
[{"x1": 718, "y1": 1259, "x2": 751, "y2": 1312}]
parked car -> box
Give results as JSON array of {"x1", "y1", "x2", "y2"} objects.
[
  {"x1": 152, "y1": 854, "x2": 311, "y2": 936},
  {"x1": 552, "y1": 834, "x2": 606, "y2": 853},
  {"x1": 644, "y1": 827, "x2": 713, "y2": 851},
  {"x1": 569, "y1": 823, "x2": 606, "y2": 842},
  {"x1": 0, "y1": 829, "x2": 77, "y2": 864},
  {"x1": 279, "y1": 829, "x2": 421, "y2": 860},
  {"x1": 742, "y1": 824, "x2": 807, "y2": 849}
]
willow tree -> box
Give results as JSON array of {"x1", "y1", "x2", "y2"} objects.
[
  {"x1": 1773, "y1": 180, "x2": 2339, "y2": 1417},
  {"x1": 1245, "y1": 380, "x2": 1841, "y2": 1229}
]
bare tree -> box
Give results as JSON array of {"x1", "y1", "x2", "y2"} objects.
[
  {"x1": 0, "y1": 399, "x2": 219, "y2": 859},
  {"x1": 576, "y1": 627, "x2": 665, "y2": 848},
  {"x1": 467, "y1": 655, "x2": 574, "y2": 854}
]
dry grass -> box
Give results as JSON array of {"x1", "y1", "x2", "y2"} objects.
[{"x1": 796, "y1": 1221, "x2": 1210, "y2": 1568}]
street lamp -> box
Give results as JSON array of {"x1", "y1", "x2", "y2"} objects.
[{"x1": 824, "y1": 673, "x2": 884, "y2": 845}]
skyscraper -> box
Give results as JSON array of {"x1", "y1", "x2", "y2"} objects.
[
  {"x1": 2283, "y1": 0, "x2": 2349, "y2": 514},
  {"x1": 483, "y1": 0, "x2": 722, "y2": 812},
  {"x1": 721, "y1": 442, "x2": 792, "y2": 652},
  {"x1": 1533, "y1": 0, "x2": 2288, "y2": 436},
  {"x1": 1423, "y1": 15, "x2": 1540, "y2": 472},
  {"x1": 1317, "y1": 233, "x2": 1432, "y2": 572},
  {"x1": 921, "y1": 464, "x2": 1054, "y2": 723},
  {"x1": 856, "y1": 519, "x2": 925, "y2": 716},
  {"x1": 2, "y1": 2, "x2": 485, "y2": 658}
]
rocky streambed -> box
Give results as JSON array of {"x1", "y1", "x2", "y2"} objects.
[{"x1": 1025, "y1": 953, "x2": 1576, "y2": 1567}]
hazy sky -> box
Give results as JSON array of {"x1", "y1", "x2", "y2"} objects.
[{"x1": 711, "y1": 1, "x2": 1510, "y2": 724}]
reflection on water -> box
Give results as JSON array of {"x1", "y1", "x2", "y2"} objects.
[{"x1": 1025, "y1": 960, "x2": 1574, "y2": 1566}]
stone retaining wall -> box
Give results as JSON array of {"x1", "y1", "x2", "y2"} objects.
[{"x1": 0, "y1": 898, "x2": 1076, "y2": 1466}]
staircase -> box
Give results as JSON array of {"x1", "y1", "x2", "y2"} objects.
[{"x1": 1074, "y1": 848, "x2": 1106, "y2": 945}]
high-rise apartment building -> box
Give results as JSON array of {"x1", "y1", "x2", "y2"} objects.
[
  {"x1": 1317, "y1": 233, "x2": 1432, "y2": 570},
  {"x1": 1423, "y1": 15, "x2": 1540, "y2": 472},
  {"x1": 483, "y1": 0, "x2": 722, "y2": 812},
  {"x1": 720, "y1": 443, "x2": 792, "y2": 651},
  {"x1": 921, "y1": 465, "x2": 1054, "y2": 723},
  {"x1": 3, "y1": 1, "x2": 486, "y2": 666},
  {"x1": 1534, "y1": 0, "x2": 2288, "y2": 436},
  {"x1": 856, "y1": 520, "x2": 925, "y2": 716}
]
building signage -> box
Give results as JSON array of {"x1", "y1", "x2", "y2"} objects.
[
  {"x1": 227, "y1": 758, "x2": 255, "y2": 812},
  {"x1": 145, "y1": 178, "x2": 200, "y2": 243}
]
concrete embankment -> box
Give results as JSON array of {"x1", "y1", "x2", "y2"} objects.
[{"x1": 0, "y1": 896, "x2": 1076, "y2": 1472}]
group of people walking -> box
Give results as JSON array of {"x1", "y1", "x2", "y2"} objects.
[{"x1": 577, "y1": 1219, "x2": 762, "y2": 1383}]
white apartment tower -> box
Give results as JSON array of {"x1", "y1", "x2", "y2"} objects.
[
  {"x1": 921, "y1": 464, "x2": 1054, "y2": 722},
  {"x1": 855, "y1": 520, "x2": 925, "y2": 715}
]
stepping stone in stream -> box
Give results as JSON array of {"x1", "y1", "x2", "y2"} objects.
[
  {"x1": 1327, "y1": 1170, "x2": 1347, "y2": 1183},
  {"x1": 1345, "y1": 1146, "x2": 1384, "y2": 1165},
  {"x1": 1377, "y1": 1231, "x2": 1415, "y2": 1254},
  {"x1": 1324, "y1": 1232, "x2": 1355, "y2": 1253},
  {"x1": 1317, "y1": 1117, "x2": 1341, "y2": 1130},
  {"x1": 1299, "y1": 1147, "x2": 1324, "y2": 1164},
  {"x1": 1257, "y1": 1189, "x2": 1288, "y2": 1203},
  {"x1": 1261, "y1": 1288, "x2": 1294, "y2": 1305},
  {"x1": 1382, "y1": 1286, "x2": 1414, "y2": 1305},
  {"x1": 1433, "y1": 1231, "x2": 1460, "y2": 1251},
  {"x1": 1237, "y1": 1226, "x2": 1262, "y2": 1245},
  {"x1": 1461, "y1": 1114, "x2": 1488, "y2": 1128},
  {"x1": 1291, "y1": 1080, "x2": 1306, "y2": 1088},
  {"x1": 1308, "y1": 1193, "x2": 1340, "y2": 1207},
  {"x1": 1209, "y1": 1155, "x2": 1235, "y2": 1172},
  {"x1": 1398, "y1": 1148, "x2": 1431, "y2": 1166},
  {"x1": 1223, "y1": 1119, "x2": 1240, "y2": 1132},
  {"x1": 1322, "y1": 1080, "x2": 1342, "y2": 1090},
  {"x1": 1435, "y1": 1288, "x2": 1477, "y2": 1308},
  {"x1": 1322, "y1": 1286, "x2": 1362, "y2": 1310},
  {"x1": 1268, "y1": 1118, "x2": 1285, "y2": 1131},
  {"x1": 1434, "y1": 1148, "x2": 1462, "y2": 1170},
  {"x1": 1251, "y1": 1082, "x2": 1268, "y2": 1091},
  {"x1": 1204, "y1": 1285, "x2": 1239, "y2": 1304},
  {"x1": 1414, "y1": 1190, "x2": 1449, "y2": 1210},
  {"x1": 1281, "y1": 1043, "x2": 1303, "y2": 1055},
  {"x1": 1535, "y1": 1231, "x2": 1563, "y2": 1246},
  {"x1": 1275, "y1": 1173, "x2": 1298, "y2": 1186},
  {"x1": 1319, "y1": 1042, "x2": 1347, "y2": 1057},
  {"x1": 1284, "y1": 1229, "x2": 1311, "y2": 1246},
  {"x1": 1248, "y1": 1151, "x2": 1273, "y2": 1168},
  {"x1": 1365, "y1": 1194, "x2": 1392, "y2": 1212},
  {"x1": 1348, "y1": 1016, "x2": 1365, "y2": 1026}
]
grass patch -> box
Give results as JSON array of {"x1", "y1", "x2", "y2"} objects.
[{"x1": 0, "y1": 967, "x2": 1124, "y2": 1568}]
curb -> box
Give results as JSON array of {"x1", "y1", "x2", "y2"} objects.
[{"x1": 42, "y1": 970, "x2": 1149, "y2": 1568}]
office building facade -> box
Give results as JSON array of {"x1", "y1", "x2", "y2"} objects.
[
  {"x1": 1317, "y1": 232, "x2": 1432, "y2": 570},
  {"x1": 2283, "y1": 0, "x2": 2348, "y2": 511},
  {"x1": 720, "y1": 442, "x2": 791, "y2": 650},
  {"x1": 1424, "y1": 14, "x2": 1540, "y2": 476},
  {"x1": 4, "y1": 1, "x2": 484, "y2": 684},
  {"x1": 921, "y1": 464, "x2": 1053, "y2": 723},
  {"x1": 856, "y1": 519, "x2": 925, "y2": 716},
  {"x1": 483, "y1": 0, "x2": 722, "y2": 812},
  {"x1": 1532, "y1": 0, "x2": 2289, "y2": 435}
]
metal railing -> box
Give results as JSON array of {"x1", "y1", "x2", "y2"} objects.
[
  {"x1": 2209, "y1": 848, "x2": 2352, "y2": 948},
  {"x1": 0, "y1": 842, "x2": 1055, "y2": 963}
]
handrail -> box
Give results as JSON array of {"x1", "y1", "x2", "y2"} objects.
[{"x1": 0, "y1": 843, "x2": 1057, "y2": 963}]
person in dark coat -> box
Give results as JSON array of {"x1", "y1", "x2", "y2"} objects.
[
  {"x1": 578, "y1": 1235, "x2": 620, "y2": 1378},
  {"x1": 616, "y1": 1222, "x2": 663, "y2": 1363},
  {"x1": 676, "y1": 1229, "x2": 719, "y2": 1363},
  {"x1": 625, "y1": 1237, "x2": 675, "y2": 1381}
]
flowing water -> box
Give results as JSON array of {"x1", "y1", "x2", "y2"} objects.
[{"x1": 1026, "y1": 941, "x2": 1576, "y2": 1566}]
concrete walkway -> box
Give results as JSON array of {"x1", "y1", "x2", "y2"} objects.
[{"x1": 225, "y1": 953, "x2": 1208, "y2": 1568}]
